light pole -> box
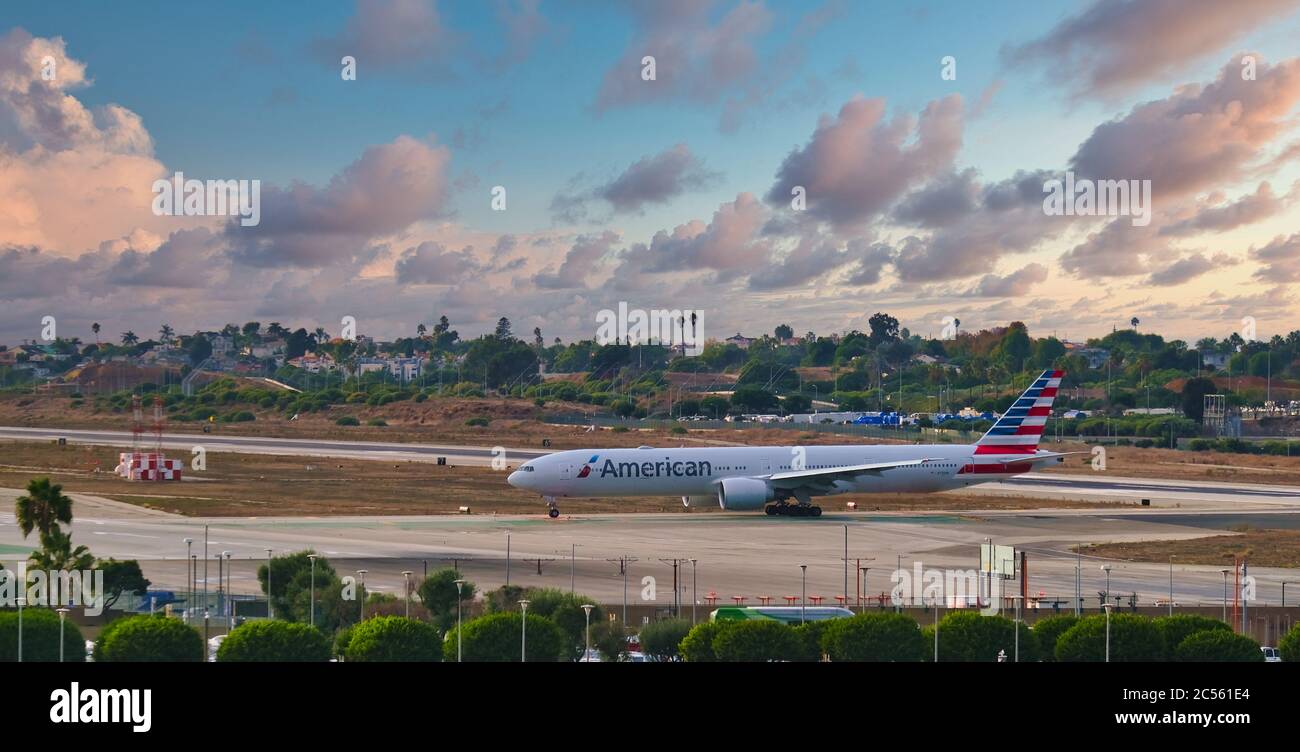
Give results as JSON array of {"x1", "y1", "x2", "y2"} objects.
[
  {"x1": 224, "y1": 551, "x2": 232, "y2": 629},
  {"x1": 519, "y1": 599, "x2": 530, "y2": 663},
  {"x1": 581, "y1": 604, "x2": 594, "y2": 661},
  {"x1": 264, "y1": 548, "x2": 273, "y2": 619},
  {"x1": 307, "y1": 554, "x2": 319, "y2": 628},
  {"x1": 356, "y1": 569, "x2": 368, "y2": 622},
  {"x1": 800, "y1": 564, "x2": 807, "y2": 624},
  {"x1": 570, "y1": 543, "x2": 577, "y2": 593},
  {"x1": 454, "y1": 579, "x2": 466, "y2": 662},
  {"x1": 1101, "y1": 564, "x2": 1112, "y2": 608},
  {"x1": 1103, "y1": 603, "x2": 1114, "y2": 662},
  {"x1": 933, "y1": 596, "x2": 939, "y2": 662},
  {"x1": 1168, "y1": 555, "x2": 1175, "y2": 616},
  {"x1": 689, "y1": 558, "x2": 697, "y2": 624},
  {"x1": 402, "y1": 571, "x2": 413, "y2": 618},
  {"x1": 57, "y1": 607, "x2": 69, "y2": 663},
  {"x1": 184, "y1": 537, "x2": 193, "y2": 621},
  {"x1": 16, "y1": 596, "x2": 24, "y2": 663},
  {"x1": 1220, "y1": 568, "x2": 1231, "y2": 622},
  {"x1": 1284, "y1": 581, "x2": 1292, "y2": 608},
  {"x1": 217, "y1": 552, "x2": 226, "y2": 626}
]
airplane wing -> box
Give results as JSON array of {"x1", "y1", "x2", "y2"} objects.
[{"x1": 766, "y1": 458, "x2": 940, "y2": 485}]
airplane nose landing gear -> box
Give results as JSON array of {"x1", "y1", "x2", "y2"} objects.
[
  {"x1": 545, "y1": 497, "x2": 560, "y2": 518},
  {"x1": 548, "y1": 507, "x2": 560, "y2": 519}
]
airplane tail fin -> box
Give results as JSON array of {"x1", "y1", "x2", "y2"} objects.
[{"x1": 974, "y1": 369, "x2": 1064, "y2": 456}]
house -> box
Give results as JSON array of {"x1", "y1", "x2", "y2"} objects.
[
  {"x1": 725, "y1": 333, "x2": 755, "y2": 349},
  {"x1": 287, "y1": 352, "x2": 338, "y2": 373},
  {"x1": 1200, "y1": 351, "x2": 1230, "y2": 369},
  {"x1": 357, "y1": 356, "x2": 425, "y2": 383}
]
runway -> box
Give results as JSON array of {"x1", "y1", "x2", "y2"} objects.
[{"x1": 2, "y1": 425, "x2": 1297, "y2": 509}]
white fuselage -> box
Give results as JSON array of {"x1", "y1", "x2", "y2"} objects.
[{"x1": 507, "y1": 443, "x2": 1041, "y2": 499}]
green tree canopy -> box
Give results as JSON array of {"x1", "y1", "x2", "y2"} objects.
[
  {"x1": 97, "y1": 615, "x2": 203, "y2": 662},
  {"x1": 1055, "y1": 614, "x2": 1164, "y2": 662},
  {"x1": 930, "y1": 611, "x2": 1039, "y2": 662},
  {"x1": 1153, "y1": 614, "x2": 1230, "y2": 659},
  {"x1": 345, "y1": 616, "x2": 442, "y2": 662},
  {"x1": 638, "y1": 619, "x2": 691, "y2": 661},
  {"x1": 445, "y1": 611, "x2": 564, "y2": 662},
  {"x1": 417, "y1": 568, "x2": 475, "y2": 633},
  {"x1": 820, "y1": 613, "x2": 926, "y2": 662},
  {"x1": 1173, "y1": 630, "x2": 1263, "y2": 662},
  {"x1": 0, "y1": 608, "x2": 84, "y2": 662},
  {"x1": 712, "y1": 619, "x2": 804, "y2": 662},
  {"x1": 216, "y1": 621, "x2": 331, "y2": 662}
]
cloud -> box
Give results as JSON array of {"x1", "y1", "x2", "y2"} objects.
[
  {"x1": 226, "y1": 135, "x2": 452, "y2": 268},
  {"x1": 1002, "y1": 0, "x2": 1300, "y2": 99},
  {"x1": 1068, "y1": 54, "x2": 1300, "y2": 199},
  {"x1": 394, "y1": 241, "x2": 482, "y2": 284},
  {"x1": 765, "y1": 94, "x2": 963, "y2": 227},
  {"x1": 747, "y1": 234, "x2": 882, "y2": 291},
  {"x1": 638, "y1": 192, "x2": 771, "y2": 275},
  {"x1": 964, "y1": 263, "x2": 1049, "y2": 297},
  {"x1": 1145, "y1": 252, "x2": 1235, "y2": 286},
  {"x1": 1160, "y1": 182, "x2": 1290, "y2": 236},
  {"x1": 1250, "y1": 232, "x2": 1300, "y2": 282},
  {"x1": 313, "y1": 0, "x2": 458, "y2": 77},
  {"x1": 1059, "y1": 217, "x2": 1169, "y2": 278},
  {"x1": 596, "y1": 144, "x2": 719, "y2": 213},
  {"x1": 532, "y1": 231, "x2": 620, "y2": 289}
]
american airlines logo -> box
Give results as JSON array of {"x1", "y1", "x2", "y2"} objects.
[
  {"x1": 576, "y1": 455, "x2": 599, "y2": 478},
  {"x1": 596, "y1": 457, "x2": 713, "y2": 479}
]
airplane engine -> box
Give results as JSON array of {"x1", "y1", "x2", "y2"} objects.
[
  {"x1": 681, "y1": 495, "x2": 716, "y2": 508},
  {"x1": 716, "y1": 477, "x2": 774, "y2": 510}
]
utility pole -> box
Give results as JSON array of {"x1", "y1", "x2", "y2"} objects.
[
  {"x1": 659, "y1": 558, "x2": 686, "y2": 618},
  {"x1": 608, "y1": 556, "x2": 638, "y2": 625}
]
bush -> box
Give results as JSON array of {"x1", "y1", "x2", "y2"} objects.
[
  {"x1": 931, "y1": 611, "x2": 1039, "y2": 662},
  {"x1": 1153, "y1": 614, "x2": 1230, "y2": 658},
  {"x1": 465, "y1": 417, "x2": 489, "y2": 427},
  {"x1": 97, "y1": 615, "x2": 203, "y2": 662},
  {"x1": 333, "y1": 625, "x2": 354, "y2": 658},
  {"x1": 1031, "y1": 615, "x2": 1079, "y2": 661},
  {"x1": 216, "y1": 621, "x2": 331, "y2": 662},
  {"x1": 821, "y1": 613, "x2": 926, "y2": 662},
  {"x1": 1056, "y1": 614, "x2": 1163, "y2": 662},
  {"x1": 791, "y1": 620, "x2": 838, "y2": 662},
  {"x1": 1173, "y1": 630, "x2": 1263, "y2": 662},
  {"x1": 591, "y1": 620, "x2": 629, "y2": 662},
  {"x1": 638, "y1": 619, "x2": 692, "y2": 661},
  {"x1": 344, "y1": 616, "x2": 442, "y2": 662},
  {"x1": 0, "y1": 608, "x2": 85, "y2": 662},
  {"x1": 679, "y1": 621, "x2": 728, "y2": 662},
  {"x1": 1279, "y1": 623, "x2": 1300, "y2": 662},
  {"x1": 335, "y1": 416, "x2": 360, "y2": 426},
  {"x1": 712, "y1": 620, "x2": 803, "y2": 662},
  {"x1": 445, "y1": 612, "x2": 564, "y2": 662}
]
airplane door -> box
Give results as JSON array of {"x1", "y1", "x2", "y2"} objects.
[{"x1": 561, "y1": 464, "x2": 574, "y2": 479}]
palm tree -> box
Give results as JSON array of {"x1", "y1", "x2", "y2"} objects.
[
  {"x1": 159, "y1": 323, "x2": 175, "y2": 344},
  {"x1": 15, "y1": 477, "x2": 74, "y2": 540},
  {"x1": 91, "y1": 322, "x2": 101, "y2": 344},
  {"x1": 1130, "y1": 317, "x2": 1140, "y2": 331},
  {"x1": 417, "y1": 323, "x2": 427, "y2": 338},
  {"x1": 28, "y1": 528, "x2": 94, "y2": 571},
  {"x1": 121, "y1": 331, "x2": 139, "y2": 346},
  {"x1": 314, "y1": 327, "x2": 328, "y2": 345}
]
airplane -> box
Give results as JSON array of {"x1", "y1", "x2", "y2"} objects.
[{"x1": 508, "y1": 369, "x2": 1073, "y2": 518}]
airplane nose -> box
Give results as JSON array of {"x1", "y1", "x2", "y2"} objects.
[{"x1": 507, "y1": 470, "x2": 522, "y2": 487}]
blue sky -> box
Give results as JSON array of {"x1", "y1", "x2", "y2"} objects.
[{"x1": 3, "y1": 0, "x2": 1300, "y2": 344}]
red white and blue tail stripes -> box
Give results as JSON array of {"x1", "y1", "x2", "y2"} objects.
[{"x1": 973, "y1": 369, "x2": 1063, "y2": 455}]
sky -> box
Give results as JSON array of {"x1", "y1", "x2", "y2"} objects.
[{"x1": 2, "y1": 0, "x2": 1300, "y2": 347}]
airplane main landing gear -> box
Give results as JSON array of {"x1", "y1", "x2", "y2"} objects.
[{"x1": 765, "y1": 502, "x2": 822, "y2": 517}]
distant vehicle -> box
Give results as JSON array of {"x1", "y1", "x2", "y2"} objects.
[
  {"x1": 1062, "y1": 409, "x2": 1090, "y2": 419},
  {"x1": 623, "y1": 651, "x2": 650, "y2": 662},
  {"x1": 207, "y1": 634, "x2": 225, "y2": 662},
  {"x1": 578, "y1": 648, "x2": 601, "y2": 662},
  {"x1": 1261, "y1": 646, "x2": 1281, "y2": 663},
  {"x1": 711, "y1": 606, "x2": 854, "y2": 624}
]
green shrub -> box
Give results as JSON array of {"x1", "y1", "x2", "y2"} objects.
[
  {"x1": 679, "y1": 621, "x2": 728, "y2": 662},
  {"x1": 335, "y1": 416, "x2": 360, "y2": 426},
  {"x1": 333, "y1": 625, "x2": 354, "y2": 658},
  {"x1": 445, "y1": 612, "x2": 564, "y2": 662},
  {"x1": 465, "y1": 417, "x2": 489, "y2": 427},
  {"x1": 931, "y1": 611, "x2": 1039, "y2": 662},
  {"x1": 1031, "y1": 615, "x2": 1079, "y2": 661},
  {"x1": 1056, "y1": 614, "x2": 1163, "y2": 662},
  {"x1": 0, "y1": 608, "x2": 85, "y2": 662},
  {"x1": 216, "y1": 621, "x2": 330, "y2": 662},
  {"x1": 638, "y1": 619, "x2": 692, "y2": 661},
  {"x1": 366, "y1": 418, "x2": 387, "y2": 426},
  {"x1": 344, "y1": 616, "x2": 442, "y2": 662},
  {"x1": 1153, "y1": 614, "x2": 1230, "y2": 658},
  {"x1": 1173, "y1": 630, "x2": 1263, "y2": 662},
  {"x1": 821, "y1": 613, "x2": 926, "y2": 662},
  {"x1": 97, "y1": 615, "x2": 203, "y2": 662},
  {"x1": 1279, "y1": 623, "x2": 1300, "y2": 662},
  {"x1": 712, "y1": 620, "x2": 803, "y2": 662},
  {"x1": 669, "y1": 426, "x2": 687, "y2": 435}
]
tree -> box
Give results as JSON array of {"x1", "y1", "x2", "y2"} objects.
[
  {"x1": 96, "y1": 559, "x2": 150, "y2": 609},
  {"x1": 1181, "y1": 376, "x2": 1217, "y2": 423},
  {"x1": 1153, "y1": 614, "x2": 1230, "y2": 658},
  {"x1": 120, "y1": 331, "x2": 139, "y2": 346},
  {"x1": 417, "y1": 569, "x2": 475, "y2": 633},
  {"x1": 1030, "y1": 615, "x2": 1079, "y2": 661},
  {"x1": 445, "y1": 612, "x2": 564, "y2": 662},
  {"x1": 96, "y1": 615, "x2": 203, "y2": 662},
  {"x1": 730, "y1": 385, "x2": 778, "y2": 412},
  {"x1": 781, "y1": 394, "x2": 812, "y2": 414},
  {"x1": 1173, "y1": 630, "x2": 1263, "y2": 662},
  {"x1": 0, "y1": 608, "x2": 85, "y2": 662},
  {"x1": 187, "y1": 334, "x2": 212, "y2": 365},
  {"x1": 820, "y1": 613, "x2": 926, "y2": 662},
  {"x1": 1131, "y1": 316, "x2": 1140, "y2": 331},
  {"x1": 591, "y1": 620, "x2": 629, "y2": 662},
  {"x1": 91, "y1": 322, "x2": 100, "y2": 343},
  {"x1": 1055, "y1": 614, "x2": 1163, "y2": 662},
  {"x1": 216, "y1": 621, "x2": 331, "y2": 662},
  {"x1": 712, "y1": 620, "x2": 803, "y2": 662},
  {"x1": 638, "y1": 619, "x2": 691, "y2": 661},
  {"x1": 28, "y1": 528, "x2": 93, "y2": 571},
  {"x1": 15, "y1": 477, "x2": 73, "y2": 541},
  {"x1": 867, "y1": 313, "x2": 901, "y2": 346},
  {"x1": 257, "y1": 551, "x2": 353, "y2": 632},
  {"x1": 1279, "y1": 623, "x2": 1300, "y2": 662},
  {"x1": 345, "y1": 616, "x2": 442, "y2": 662},
  {"x1": 774, "y1": 324, "x2": 793, "y2": 340},
  {"x1": 495, "y1": 317, "x2": 513, "y2": 340},
  {"x1": 680, "y1": 621, "x2": 728, "y2": 662},
  {"x1": 928, "y1": 611, "x2": 1039, "y2": 662},
  {"x1": 159, "y1": 324, "x2": 174, "y2": 344}
]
